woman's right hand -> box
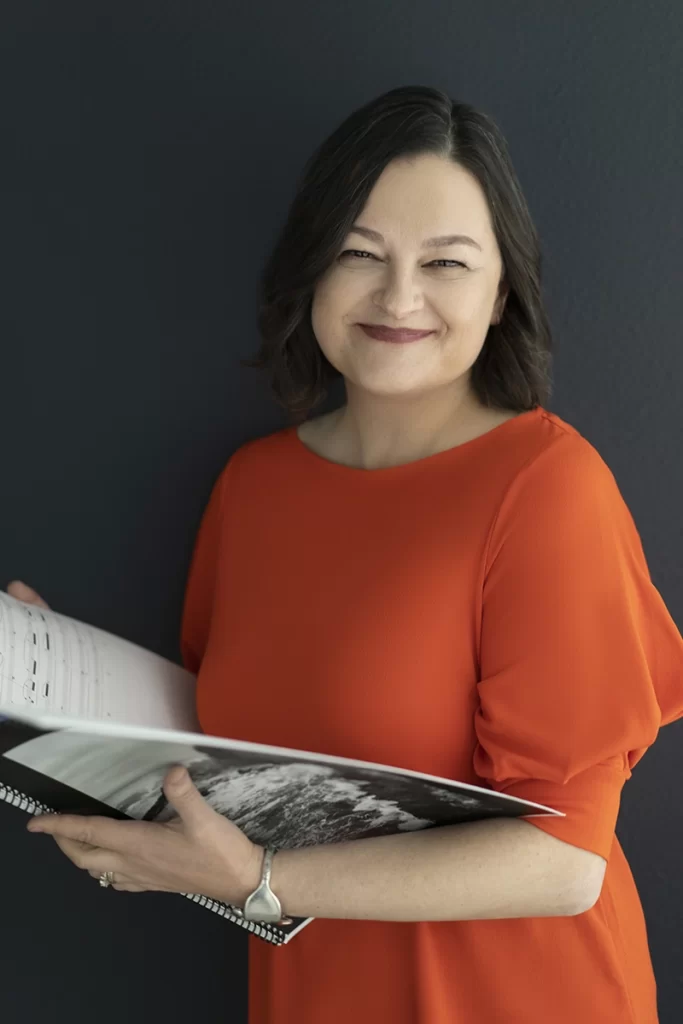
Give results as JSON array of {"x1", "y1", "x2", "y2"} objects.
[{"x1": 6, "y1": 580, "x2": 52, "y2": 611}]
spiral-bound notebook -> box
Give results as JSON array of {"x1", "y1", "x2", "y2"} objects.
[{"x1": 0, "y1": 591, "x2": 563, "y2": 946}]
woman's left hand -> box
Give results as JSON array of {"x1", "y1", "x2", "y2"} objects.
[{"x1": 26, "y1": 765, "x2": 264, "y2": 907}]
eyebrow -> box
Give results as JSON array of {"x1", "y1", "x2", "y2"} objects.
[{"x1": 349, "y1": 224, "x2": 483, "y2": 252}]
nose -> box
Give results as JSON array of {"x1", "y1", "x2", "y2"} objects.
[{"x1": 374, "y1": 268, "x2": 425, "y2": 320}]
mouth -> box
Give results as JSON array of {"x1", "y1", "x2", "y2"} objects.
[{"x1": 357, "y1": 323, "x2": 434, "y2": 343}]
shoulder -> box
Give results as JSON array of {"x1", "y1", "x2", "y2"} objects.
[
  {"x1": 480, "y1": 407, "x2": 634, "y2": 542},
  {"x1": 489, "y1": 414, "x2": 640, "y2": 560},
  {"x1": 508, "y1": 408, "x2": 618, "y2": 492}
]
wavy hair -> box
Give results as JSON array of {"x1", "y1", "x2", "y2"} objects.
[{"x1": 241, "y1": 85, "x2": 553, "y2": 425}]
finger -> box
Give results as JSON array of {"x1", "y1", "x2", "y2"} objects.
[
  {"x1": 84, "y1": 868, "x2": 147, "y2": 892},
  {"x1": 53, "y1": 835, "x2": 97, "y2": 868},
  {"x1": 53, "y1": 835, "x2": 125, "y2": 876},
  {"x1": 87, "y1": 868, "x2": 136, "y2": 884},
  {"x1": 7, "y1": 580, "x2": 51, "y2": 610},
  {"x1": 28, "y1": 813, "x2": 136, "y2": 852},
  {"x1": 163, "y1": 765, "x2": 212, "y2": 831},
  {"x1": 86, "y1": 868, "x2": 146, "y2": 892},
  {"x1": 53, "y1": 834, "x2": 98, "y2": 854}
]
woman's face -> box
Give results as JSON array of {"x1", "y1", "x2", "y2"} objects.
[{"x1": 311, "y1": 154, "x2": 508, "y2": 404}]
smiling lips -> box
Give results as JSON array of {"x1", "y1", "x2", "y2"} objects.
[{"x1": 358, "y1": 324, "x2": 434, "y2": 342}]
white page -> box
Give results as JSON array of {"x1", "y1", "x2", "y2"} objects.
[{"x1": 0, "y1": 592, "x2": 199, "y2": 732}]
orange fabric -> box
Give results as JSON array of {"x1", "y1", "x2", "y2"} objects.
[{"x1": 180, "y1": 405, "x2": 683, "y2": 1024}]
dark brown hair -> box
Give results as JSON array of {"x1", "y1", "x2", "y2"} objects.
[{"x1": 241, "y1": 85, "x2": 553, "y2": 425}]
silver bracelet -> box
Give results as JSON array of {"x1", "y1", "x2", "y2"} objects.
[{"x1": 236, "y1": 847, "x2": 293, "y2": 926}]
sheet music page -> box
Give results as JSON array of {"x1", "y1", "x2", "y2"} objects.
[{"x1": 0, "y1": 591, "x2": 199, "y2": 732}]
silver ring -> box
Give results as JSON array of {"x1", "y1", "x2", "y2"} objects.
[{"x1": 99, "y1": 871, "x2": 115, "y2": 888}]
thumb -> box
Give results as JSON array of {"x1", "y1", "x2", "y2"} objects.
[
  {"x1": 163, "y1": 765, "x2": 210, "y2": 829},
  {"x1": 7, "y1": 580, "x2": 51, "y2": 610}
]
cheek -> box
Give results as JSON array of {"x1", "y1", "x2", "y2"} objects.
[
  {"x1": 444, "y1": 282, "x2": 498, "y2": 327},
  {"x1": 311, "y1": 279, "x2": 352, "y2": 337}
]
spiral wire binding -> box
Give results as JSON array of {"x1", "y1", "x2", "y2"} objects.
[
  {"x1": 0, "y1": 782, "x2": 52, "y2": 815},
  {"x1": 0, "y1": 783, "x2": 286, "y2": 946}
]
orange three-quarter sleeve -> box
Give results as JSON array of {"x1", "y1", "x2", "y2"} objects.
[{"x1": 473, "y1": 433, "x2": 683, "y2": 861}]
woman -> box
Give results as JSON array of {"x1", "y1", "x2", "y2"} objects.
[{"x1": 11, "y1": 85, "x2": 683, "y2": 1023}]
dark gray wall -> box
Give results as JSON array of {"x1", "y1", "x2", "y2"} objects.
[{"x1": 1, "y1": 3, "x2": 681, "y2": 1021}]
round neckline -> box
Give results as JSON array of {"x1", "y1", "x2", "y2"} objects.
[{"x1": 288, "y1": 405, "x2": 544, "y2": 476}]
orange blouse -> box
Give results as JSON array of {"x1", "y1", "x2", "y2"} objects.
[{"x1": 180, "y1": 405, "x2": 683, "y2": 1024}]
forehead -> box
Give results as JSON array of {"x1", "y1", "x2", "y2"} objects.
[{"x1": 359, "y1": 154, "x2": 496, "y2": 244}]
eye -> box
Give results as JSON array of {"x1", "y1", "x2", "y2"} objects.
[{"x1": 339, "y1": 249, "x2": 468, "y2": 269}]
